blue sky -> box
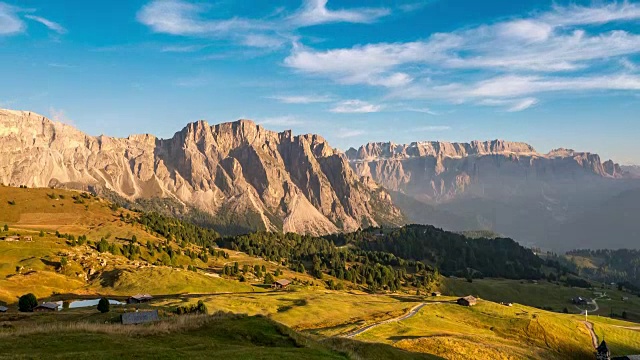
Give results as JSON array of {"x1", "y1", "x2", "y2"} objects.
[{"x1": 1, "y1": 0, "x2": 640, "y2": 164}]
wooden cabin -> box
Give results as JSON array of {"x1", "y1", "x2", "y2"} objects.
[
  {"x1": 272, "y1": 279, "x2": 291, "y2": 289},
  {"x1": 457, "y1": 296, "x2": 477, "y2": 307}
]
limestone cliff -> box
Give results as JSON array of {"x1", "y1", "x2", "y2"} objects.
[{"x1": 0, "y1": 109, "x2": 404, "y2": 235}]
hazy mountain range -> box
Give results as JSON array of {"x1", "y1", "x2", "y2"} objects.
[
  {"x1": 1, "y1": 108, "x2": 638, "y2": 250},
  {"x1": 347, "y1": 141, "x2": 640, "y2": 251}
]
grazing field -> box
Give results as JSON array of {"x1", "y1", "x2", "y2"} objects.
[
  {"x1": 590, "y1": 316, "x2": 640, "y2": 357},
  {"x1": 163, "y1": 289, "x2": 424, "y2": 335},
  {"x1": 0, "y1": 310, "x2": 440, "y2": 360},
  {"x1": 442, "y1": 277, "x2": 640, "y2": 318},
  {"x1": 2, "y1": 185, "x2": 640, "y2": 359},
  {"x1": 0, "y1": 186, "x2": 157, "y2": 241},
  {"x1": 355, "y1": 300, "x2": 597, "y2": 359}
]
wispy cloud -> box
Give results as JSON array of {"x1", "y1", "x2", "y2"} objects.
[
  {"x1": 335, "y1": 127, "x2": 365, "y2": 138},
  {"x1": 175, "y1": 75, "x2": 210, "y2": 87},
  {"x1": 48, "y1": 107, "x2": 74, "y2": 126},
  {"x1": 479, "y1": 97, "x2": 539, "y2": 112},
  {"x1": 403, "y1": 107, "x2": 438, "y2": 115},
  {"x1": 24, "y1": 14, "x2": 66, "y2": 34},
  {"x1": 137, "y1": 0, "x2": 390, "y2": 51},
  {"x1": 161, "y1": 44, "x2": 209, "y2": 52},
  {"x1": 414, "y1": 125, "x2": 451, "y2": 131},
  {"x1": 48, "y1": 63, "x2": 75, "y2": 68},
  {"x1": 258, "y1": 115, "x2": 304, "y2": 126},
  {"x1": 289, "y1": 0, "x2": 389, "y2": 27},
  {"x1": 0, "y1": 3, "x2": 24, "y2": 35},
  {"x1": 285, "y1": 2, "x2": 640, "y2": 111},
  {"x1": 330, "y1": 100, "x2": 382, "y2": 113},
  {"x1": 0, "y1": 4, "x2": 66, "y2": 36},
  {"x1": 267, "y1": 94, "x2": 334, "y2": 104}
]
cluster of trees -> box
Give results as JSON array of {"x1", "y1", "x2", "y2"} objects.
[
  {"x1": 329, "y1": 225, "x2": 552, "y2": 280},
  {"x1": 96, "y1": 237, "x2": 142, "y2": 260},
  {"x1": 97, "y1": 298, "x2": 110, "y2": 313},
  {"x1": 175, "y1": 300, "x2": 207, "y2": 315},
  {"x1": 138, "y1": 213, "x2": 219, "y2": 249},
  {"x1": 221, "y1": 231, "x2": 438, "y2": 292},
  {"x1": 18, "y1": 293, "x2": 38, "y2": 312},
  {"x1": 567, "y1": 249, "x2": 640, "y2": 290}
]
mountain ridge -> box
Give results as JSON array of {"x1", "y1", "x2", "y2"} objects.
[
  {"x1": 0, "y1": 109, "x2": 404, "y2": 235},
  {"x1": 346, "y1": 139, "x2": 640, "y2": 250}
]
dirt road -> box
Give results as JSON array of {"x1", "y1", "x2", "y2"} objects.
[{"x1": 342, "y1": 302, "x2": 428, "y2": 338}]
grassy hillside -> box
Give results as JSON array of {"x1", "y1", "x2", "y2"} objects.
[
  {"x1": 442, "y1": 277, "x2": 640, "y2": 319},
  {"x1": 357, "y1": 300, "x2": 594, "y2": 360},
  {"x1": 0, "y1": 186, "x2": 329, "y2": 304},
  {"x1": 2, "y1": 185, "x2": 640, "y2": 359},
  {"x1": 0, "y1": 311, "x2": 439, "y2": 360}
]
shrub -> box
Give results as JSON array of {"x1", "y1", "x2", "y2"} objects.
[
  {"x1": 97, "y1": 298, "x2": 110, "y2": 313},
  {"x1": 18, "y1": 293, "x2": 38, "y2": 312}
]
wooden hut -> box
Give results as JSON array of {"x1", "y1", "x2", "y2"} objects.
[{"x1": 457, "y1": 296, "x2": 477, "y2": 307}]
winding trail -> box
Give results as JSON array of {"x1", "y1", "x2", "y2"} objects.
[
  {"x1": 575, "y1": 294, "x2": 606, "y2": 315},
  {"x1": 583, "y1": 321, "x2": 598, "y2": 349},
  {"x1": 342, "y1": 302, "x2": 429, "y2": 338}
]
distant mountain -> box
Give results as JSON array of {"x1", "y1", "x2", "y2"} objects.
[
  {"x1": 347, "y1": 141, "x2": 640, "y2": 250},
  {"x1": 0, "y1": 109, "x2": 404, "y2": 235},
  {"x1": 622, "y1": 165, "x2": 640, "y2": 177}
]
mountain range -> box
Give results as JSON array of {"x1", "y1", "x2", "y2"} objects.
[
  {"x1": 1, "y1": 108, "x2": 638, "y2": 250},
  {"x1": 347, "y1": 141, "x2": 640, "y2": 251},
  {"x1": 0, "y1": 109, "x2": 403, "y2": 235}
]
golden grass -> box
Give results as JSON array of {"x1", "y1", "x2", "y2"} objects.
[
  {"x1": 0, "y1": 312, "x2": 238, "y2": 337},
  {"x1": 356, "y1": 301, "x2": 595, "y2": 359}
]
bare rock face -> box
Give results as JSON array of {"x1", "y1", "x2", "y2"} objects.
[
  {"x1": 347, "y1": 141, "x2": 628, "y2": 202},
  {"x1": 347, "y1": 140, "x2": 640, "y2": 250},
  {"x1": 0, "y1": 109, "x2": 403, "y2": 235}
]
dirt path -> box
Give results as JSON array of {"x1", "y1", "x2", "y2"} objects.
[
  {"x1": 612, "y1": 325, "x2": 640, "y2": 331},
  {"x1": 342, "y1": 302, "x2": 428, "y2": 338},
  {"x1": 583, "y1": 321, "x2": 598, "y2": 349},
  {"x1": 575, "y1": 295, "x2": 603, "y2": 314}
]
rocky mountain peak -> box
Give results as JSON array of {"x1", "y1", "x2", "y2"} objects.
[
  {"x1": 0, "y1": 108, "x2": 404, "y2": 235},
  {"x1": 348, "y1": 140, "x2": 538, "y2": 161}
]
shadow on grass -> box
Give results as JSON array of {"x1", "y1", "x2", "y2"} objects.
[
  {"x1": 40, "y1": 258, "x2": 60, "y2": 268},
  {"x1": 99, "y1": 269, "x2": 123, "y2": 287},
  {"x1": 387, "y1": 335, "x2": 426, "y2": 341}
]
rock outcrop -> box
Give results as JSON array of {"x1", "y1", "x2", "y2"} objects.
[
  {"x1": 347, "y1": 141, "x2": 628, "y2": 202},
  {"x1": 347, "y1": 140, "x2": 640, "y2": 250},
  {"x1": 0, "y1": 109, "x2": 404, "y2": 235}
]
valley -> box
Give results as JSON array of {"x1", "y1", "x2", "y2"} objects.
[{"x1": 1, "y1": 185, "x2": 640, "y2": 359}]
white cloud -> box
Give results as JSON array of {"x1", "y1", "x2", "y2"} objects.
[
  {"x1": 414, "y1": 125, "x2": 451, "y2": 131},
  {"x1": 137, "y1": 0, "x2": 268, "y2": 36},
  {"x1": 137, "y1": 0, "x2": 389, "y2": 51},
  {"x1": 49, "y1": 107, "x2": 74, "y2": 126},
  {"x1": 335, "y1": 127, "x2": 365, "y2": 138},
  {"x1": 48, "y1": 63, "x2": 75, "y2": 68},
  {"x1": 285, "y1": 2, "x2": 640, "y2": 107},
  {"x1": 268, "y1": 94, "x2": 334, "y2": 104},
  {"x1": 24, "y1": 14, "x2": 66, "y2": 34},
  {"x1": 259, "y1": 116, "x2": 304, "y2": 126},
  {"x1": 403, "y1": 107, "x2": 438, "y2": 115},
  {"x1": 479, "y1": 97, "x2": 539, "y2": 112},
  {"x1": 620, "y1": 58, "x2": 638, "y2": 71},
  {"x1": 161, "y1": 44, "x2": 208, "y2": 52},
  {"x1": 289, "y1": 0, "x2": 389, "y2": 27},
  {"x1": 240, "y1": 33, "x2": 285, "y2": 49},
  {"x1": 330, "y1": 100, "x2": 382, "y2": 113},
  {"x1": 0, "y1": 3, "x2": 23, "y2": 35},
  {"x1": 542, "y1": 2, "x2": 640, "y2": 27},
  {"x1": 175, "y1": 76, "x2": 209, "y2": 87}
]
